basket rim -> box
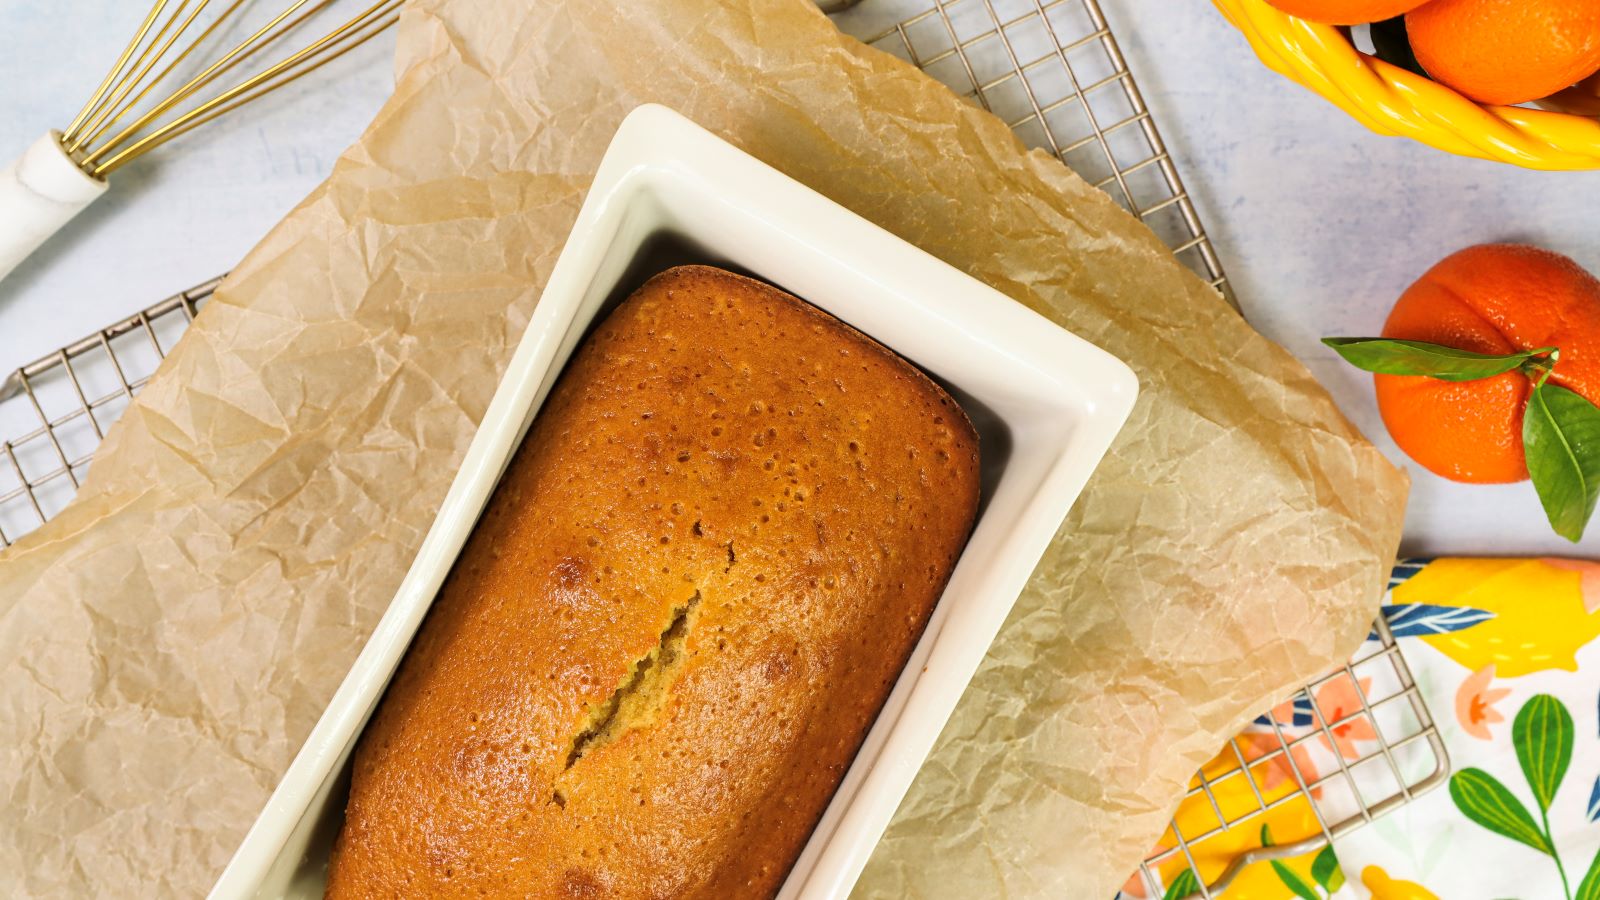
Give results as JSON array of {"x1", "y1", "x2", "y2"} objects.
[{"x1": 1213, "y1": 0, "x2": 1600, "y2": 170}]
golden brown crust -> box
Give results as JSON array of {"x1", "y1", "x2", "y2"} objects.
[{"x1": 325, "y1": 266, "x2": 980, "y2": 899}]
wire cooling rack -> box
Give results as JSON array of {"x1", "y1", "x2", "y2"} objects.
[
  {"x1": 832, "y1": 0, "x2": 1232, "y2": 305},
  {"x1": 1137, "y1": 613, "x2": 1448, "y2": 899},
  {"x1": 0, "y1": 1, "x2": 1436, "y2": 895},
  {"x1": 0, "y1": 278, "x2": 216, "y2": 545}
]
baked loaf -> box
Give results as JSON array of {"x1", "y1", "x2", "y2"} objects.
[{"x1": 325, "y1": 266, "x2": 980, "y2": 899}]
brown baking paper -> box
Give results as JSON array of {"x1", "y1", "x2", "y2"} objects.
[{"x1": 0, "y1": 0, "x2": 1407, "y2": 896}]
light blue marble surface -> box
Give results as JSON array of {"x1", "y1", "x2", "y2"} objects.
[
  {"x1": 1, "y1": 0, "x2": 1595, "y2": 555},
  {"x1": 1102, "y1": 0, "x2": 1600, "y2": 555}
]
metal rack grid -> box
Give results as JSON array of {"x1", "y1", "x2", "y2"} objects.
[
  {"x1": 834, "y1": 0, "x2": 1233, "y2": 304},
  {"x1": 0, "y1": 278, "x2": 216, "y2": 546},
  {"x1": 0, "y1": 0, "x2": 1434, "y2": 895},
  {"x1": 1138, "y1": 615, "x2": 1448, "y2": 899}
]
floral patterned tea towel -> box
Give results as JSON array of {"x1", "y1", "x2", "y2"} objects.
[
  {"x1": 1335, "y1": 557, "x2": 1600, "y2": 900},
  {"x1": 1119, "y1": 557, "x2": 1600, "y2": 900}
]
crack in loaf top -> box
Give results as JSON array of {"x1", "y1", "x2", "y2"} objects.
[{"x1": 326, "y1": 265, "x2": 981, "y2": 899}]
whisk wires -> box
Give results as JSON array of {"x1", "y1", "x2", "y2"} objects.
[
  {"x1": 68, "y1": 0, "x2": 254, "y2": 157},
  {"x1": 59, "y1": 0, "x2": 401, "y2": 178}
]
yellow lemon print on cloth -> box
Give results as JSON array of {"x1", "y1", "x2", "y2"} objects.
[
  {"x1": 1395, "y1": 558, "x2": 1600, "y2": 676},
  {"x1": 1142, "y1": 742, "x2": 1325, "y2": 897},
  {"x1": 1361, "y1": 864, "x2": 1440, "y2": 900}
]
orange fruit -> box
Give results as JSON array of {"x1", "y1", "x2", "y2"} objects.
[
  {"x1": 1544, "y1": 69, "x2": 1600, "y2": 114},
  {"x1": 1264, "y1": 0, "x2": 1430, "y2": 26},
  {"x1": 1407, "y1": 0, "x2": 1600, "y2": 105},
  {"x1": 1375, "y1": 244, "x2": 1600, "y2": 484}
]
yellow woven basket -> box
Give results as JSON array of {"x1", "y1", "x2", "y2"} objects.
[{"x1": 1213, "y1": 0, "x2": 1600, "y2": 170}]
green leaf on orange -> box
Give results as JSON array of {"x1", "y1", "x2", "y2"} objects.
[
  {"x1": 1523, "y1": 380, "x2": 1600, "y2": 543},
  {"x1": 1322, "y1": 337, "x2": 1556, "y2": 382}
]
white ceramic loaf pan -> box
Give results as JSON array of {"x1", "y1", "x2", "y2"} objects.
[{"x1": 212, "y1": 103, "x2": 1138, "y2": 900}]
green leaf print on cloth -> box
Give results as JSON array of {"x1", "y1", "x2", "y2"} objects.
[
  {"x1": 1268, "y1": 860, "x2": 1320, "y2": 900},
  {"x1": 1451, "y1": 694, "x2": 1579, "y2": 898},
  {"x1": 1260, "y1": 824, "x2": 1342, "y2": 899},
  {"x1": 1161, "y1": 869, "x2": 1199, "y2": 900},
  {"x1": 1310, "y1": 845, "x2": 1345, "y2": 894},
  {"x1": 1579, "y1": 846, "x2": 1600, "y2": 900},
  {"x1": 1449, "y1": 768, "x2": 1554, "y2": 854},
  {"x1": 1518, "y1": 693, "x2": 1576, "y2": 814}
]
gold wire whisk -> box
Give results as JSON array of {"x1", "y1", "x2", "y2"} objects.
[
  {"x1": 0, "y1": 0, "x2": 400, "y2": 283},
  {"x1": 62, "y1": 0, "x2": 402, "y2": 177}
]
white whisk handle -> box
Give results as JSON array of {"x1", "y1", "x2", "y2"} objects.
[{"x1": 0, "y1": 131, "x2": 108, "y2": 284}]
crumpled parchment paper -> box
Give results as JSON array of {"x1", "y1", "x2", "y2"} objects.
[{"x1": 0, "y1": 0, "x2": 1408, "y2": 896}]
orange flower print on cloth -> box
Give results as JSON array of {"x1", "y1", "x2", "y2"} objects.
[
  {"x1": 1314, "y1": 674, "x2": 1377, "y2": 759},
  {"x1": 1455, "y1": 664, "x2": 1511, "y2": 740},
  {"x1": 1236, "y1": 732, "x2": 1321, "y2": 796}
]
